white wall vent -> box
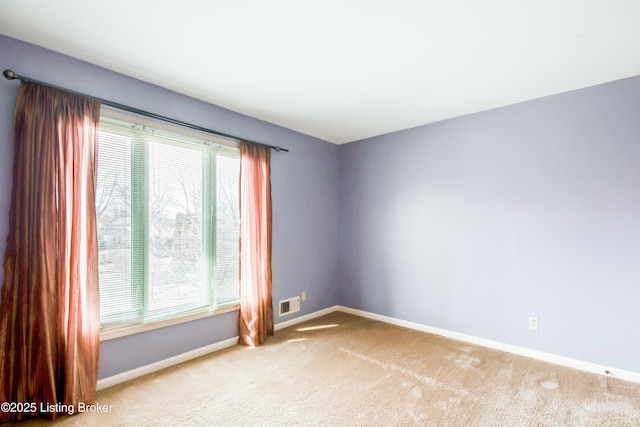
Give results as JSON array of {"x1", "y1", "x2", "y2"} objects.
[{"x1": 279, "y1": 296, "x2": 300, "y2": 317}]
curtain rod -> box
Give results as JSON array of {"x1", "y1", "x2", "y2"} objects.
[{"x1": 2, "y1": 69, "x2": 289, "y2": 153}]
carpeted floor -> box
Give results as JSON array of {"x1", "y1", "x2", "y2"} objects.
[{"x1": 12, "y1": 311, "x2": 640, "y2": 426}]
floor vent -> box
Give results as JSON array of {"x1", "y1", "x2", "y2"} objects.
[{"x1": 279, "y1": 296, "x2": 300, "y2": 317}]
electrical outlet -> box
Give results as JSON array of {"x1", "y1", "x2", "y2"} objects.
[
  {"x1": 529, "y1": 316, "x2": 539, "y2": 330},
  {"x1": 301, "y1": 291, "x2": 307, "y2": 301}
]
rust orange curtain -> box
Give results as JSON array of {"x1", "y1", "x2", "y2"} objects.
[
  {"x1": 238, "y1": 141, "x2": 273, "y2": 346},
  {"x1": 0, "y1": 83, "x2": 101, "y2": 422}
]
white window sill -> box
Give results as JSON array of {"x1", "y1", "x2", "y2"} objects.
[{"x1": 100, "y1": 304, "x2": 240, "y2": 341}]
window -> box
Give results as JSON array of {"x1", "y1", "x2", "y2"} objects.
[{"x1": 96, "y1": 111, "x2": 240, "y2": 331}]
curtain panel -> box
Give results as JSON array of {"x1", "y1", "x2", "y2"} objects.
[
  {"x1": 0, "y1": 83, "x2": 101, "y2": 422},
  {"x1": 238, "y1": 141, "x2": 274, "y2": 347}
]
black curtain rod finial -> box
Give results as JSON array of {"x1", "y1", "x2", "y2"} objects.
[{"x1": 3, "y1": 69, "x2": 19, "y2": 81}]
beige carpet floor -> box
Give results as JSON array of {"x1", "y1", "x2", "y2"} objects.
[{"x1": 11, "y1": 311, "x2": 640, "y2": 426}]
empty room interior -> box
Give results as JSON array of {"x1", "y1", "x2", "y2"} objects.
[{"x1": 1, "y1": 1, "x2": 640, "y2": 425}]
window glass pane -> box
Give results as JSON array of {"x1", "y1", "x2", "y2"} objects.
[
  {"x1": 147, "y1": 139, "x2": 207, "y2": 316},
  {"x1": 215, "y1": 153, "x2": 240, "y2": 305},
  {"x1": 96, "y1": 129, "x2": 138, "y2": 324}
]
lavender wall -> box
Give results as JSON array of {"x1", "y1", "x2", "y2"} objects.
[
  {"x1": 338, "y1": 75, "x2": 640, "y2": 373},
  {"x1": 0, "y1": 35, "x2": 339, "y2": 378}
]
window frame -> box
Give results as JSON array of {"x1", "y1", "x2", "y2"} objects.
[{"x1": 97, "y1": 108, "x2": 240, "y2": 341}]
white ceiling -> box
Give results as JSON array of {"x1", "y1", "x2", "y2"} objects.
[{"x1": 1, "y1": 1, "x2": 640, "y2": 144}]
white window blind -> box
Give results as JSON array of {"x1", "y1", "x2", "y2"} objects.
[{"x1": 96, "y1": 113, "x2": 240, "y2": 329}]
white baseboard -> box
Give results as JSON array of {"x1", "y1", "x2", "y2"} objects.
[
  {"x1": 275, "y1": 305, "x2": 340, "y2": 331},
  {"x1": 97, "y1": 306, "x2": 339, "y2": 390},
  {"x1": 335, "y1": 305, "x2": 640, "y2": 385}
]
